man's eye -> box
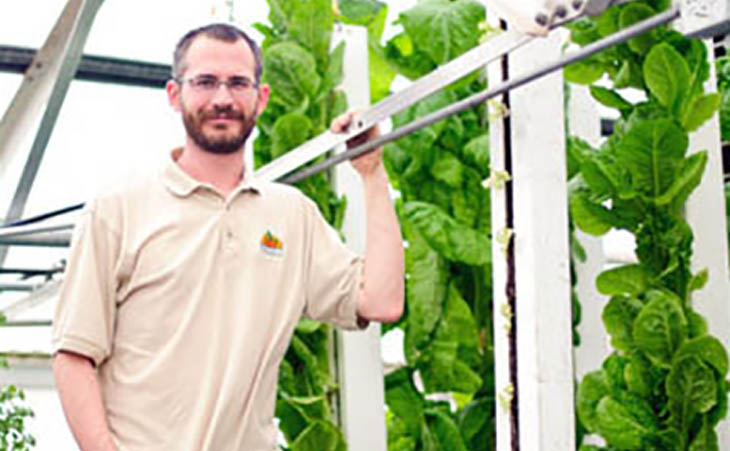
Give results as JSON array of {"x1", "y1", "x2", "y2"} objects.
[
  {"x1": 229, "y1": 78, "x2": 251, "y2": 90},
  {"x1": 195, "y1": 78, "x2": 218, "y2": 89}
]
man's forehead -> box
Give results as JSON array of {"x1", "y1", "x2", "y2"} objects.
[{"x1": 183, "y1": 35, "x2": 256, "y2": 76}]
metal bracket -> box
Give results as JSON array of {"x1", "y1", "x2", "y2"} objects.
[{"x1": 679, "y1": 0, "x2": 730, "y2": 37}]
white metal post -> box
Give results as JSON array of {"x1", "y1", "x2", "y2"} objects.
[
  {"x1": 511, "y1": 33, "x2": 575, "y2": 450},
  {"x1": 490, "y1": 22, "x2": 576, "y2": 449},
  {"x1": 331, "y1": 25, "x2": 387, "y2": 451},
  {"x1": 567, "y1": 85, "x2": 610, "y2": 378},
  {"x1": 685, "y1": 40, "x2": 730, "y2": 450}
]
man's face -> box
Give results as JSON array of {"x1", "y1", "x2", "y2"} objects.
[{"x1": 168, "y1": 36, "x2": 269, "y2": 154}]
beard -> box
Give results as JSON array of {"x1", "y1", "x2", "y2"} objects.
[{"x1": 182, "y1": 103, "x2": 257, "y2": 154}]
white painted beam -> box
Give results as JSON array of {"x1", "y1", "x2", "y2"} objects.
[{"x1": 510, "y1": 32, "x2": 575, "y2": 451}]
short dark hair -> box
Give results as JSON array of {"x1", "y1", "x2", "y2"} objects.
[{"x1": 172, "y1": 23, "x2": 263, "y2": 82}]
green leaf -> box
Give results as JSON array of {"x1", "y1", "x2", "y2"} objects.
[
  {"x1": 385, "y1": 369, "x2": 425, "y2": 436},
  {"x1": 688, "y1": 418, "x2": 719, "y2": 451},
  {"x1": 404, "y1": 201, "x2": 490, "y2": 265},
  {"x1": 369, "y1": 42, "x2": 397, "y2": 103},
  {"x1": 633, "y1": 290, "x2": 688, "y2": 368},
  {"x1": 667, "y1": 356, "x2": 718, "y2": 436},
  {"x1": 462, "y1": 133, "x2": 489, "y2": 170},
  {"x1": 423, "y1": 409, "x2": 469, "y2": 451},
  {"x1": 264, "y1": 42, "x2": 321, "y2": 108},
  {"x1": 596, "y1": 264, "x2": 649, "y2": 296},
  {"x1": 288, "y1": 0, "x2": 335, "y2": 70},
  {"x1": 643, "y1": 43, "x2": 691, "y2": 114},
  {"x1": 419, "y1": 285, "x2": 482, "y2": 393},
  {"x1": 681, "y1": 93, "x2": 720, "y2": 132},
  {"x1": 595, "y1": 396, "x2": 650, "y2": 449},
  {"x1": 673, "y1": 336, "x2": 729, "y2": 377},
  {"x1": 570, "y1": 192, "x2": 613, "y2": 236},
  {"x1": 596, "y1": 6, "x2": 621, "y2": 36},
  {"x1": 404, "y1": 229, "x2": 447, "y2": 359},
  {"x1": 614, "y1": 58, "x2": 646, "y2": 90},
  {"x1": 602, "y1": 295, "x2": 643, "y2": 352},
  {"x1": 565, "y1": 58, "x2": 605, "y2": 85},
  {"x1": 337, "y1": 0, "x2": 386, "y2": 26},
  {"x1": 399, "y1": 0, "x2": 485, "y2": 65},
  {"x1": 688, "y1": 268, "x2": 709, "y2": 293},
  {"x1": 271, "y1": 113, "x2": 313, "y2": 158},
  {"x1": 590, "y1": 86, "x2": 634, "y2": 111},
  {"x1": 577, "y1": 370, "x2": 610, "y2": 433},
  {"x1": 688, "y1": 310, "x2": 709, "y2": 338},
  {"x1": 459, "y1": 397, "x2": 493, "y2": 443},
  {"x1": 619, "y1": 4, "x2": 657, "y2": 54},
  {"x1": 625, "y1": 354, "x2": 654, "y2": 397},
  {"x1": 430, "y1": 152, "x2": 464, "y2": 187},
  {"x1": 296, "y1": 318, "x2": 322, "y2": 334},
  {"x1": 290, "y1": 420, "x2": 345, "y2": 451},
  {"x1": 319, "y1": 42, "x2": 345, "y2": 97},
  {"x1": 615, "y1": 118, "x2": 688, "y2": 199},
  {"x1": 654, "y1": 151, "x2": 707, "y2": 206}
]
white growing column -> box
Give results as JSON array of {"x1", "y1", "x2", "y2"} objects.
[
  {"x1": 685, "y1": 41, "x2": 730, "y2": 450},
  {"x1": 567, "y1": 85, "x2": 610, "y2": 378},
  {"x1": 490, "y1": 22, "x2": 575, "y2": 450},
  {"x1": 331, "y1": 25, "x2": 387, "y2": 451}
]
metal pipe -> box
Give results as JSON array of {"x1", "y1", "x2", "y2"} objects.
[
  {"x1": 0, "y1": 223, "x2": 73, "y2": 239},
  {"x1": 0, "y1": 320, "x2": 52, "y2": 327},
  {"x1": 0, "y1": 267, "x2": 63, "y2": 277},
  {"x1": 281, "y1": 5, "x2": 680, "y2": 185},
  {"x1": 0, "y1": 232, "x2": 71, "y2": 247},
  {"x1": 0, "y1": 283, "x2": 40, "y2": 292}
]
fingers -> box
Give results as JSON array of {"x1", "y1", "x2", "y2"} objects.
[{"x1": 330, "y1": 111, "x2": 358, "y2": 134}]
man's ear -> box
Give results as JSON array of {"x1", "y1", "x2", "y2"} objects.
[
  {"x1": 255, "y1": 83, "x2": 271, "y2": 117},
  {"x1": 166, "y1": 79, "x2": 181, "y2": 112}
]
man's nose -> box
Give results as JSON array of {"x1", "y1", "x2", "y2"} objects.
[{"x1": 210, "y1": 83, "x2": 235, "y2": 105}]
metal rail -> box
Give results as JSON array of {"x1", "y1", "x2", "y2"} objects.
[{"x1": 282, "y1": 6, "x2": 680, "y2": 184}]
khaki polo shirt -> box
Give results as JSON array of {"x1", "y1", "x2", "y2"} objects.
[{"x1": 51, "y1": 149, "x2": 365, "y2": 451}]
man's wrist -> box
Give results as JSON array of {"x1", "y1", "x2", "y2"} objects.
[{"x1": 360, "y1": 163, "x2": 388, "y2": 186}]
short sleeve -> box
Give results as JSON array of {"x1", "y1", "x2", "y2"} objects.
[
  {"x1": 51, "y1": 202, "x2": 120, "y2": 366},
  {"x1": 302, "y1": 198, "x2": 367, "y2": 331}
]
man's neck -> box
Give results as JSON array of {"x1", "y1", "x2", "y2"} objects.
[{"x1": 176, "y1": 141, "x2": 246, "y2": 197}]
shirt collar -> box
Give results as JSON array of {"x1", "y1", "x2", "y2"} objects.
[{"x1": 163, "y1": 147, "x2": 262, "y2": 198}]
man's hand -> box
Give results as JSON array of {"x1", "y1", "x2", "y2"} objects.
[{"x1": 330, "y1": 111, "x2": 384, "y2": 178}]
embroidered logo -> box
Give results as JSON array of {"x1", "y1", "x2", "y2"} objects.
[{"x1": 260, "y1": 230, "x2": 284, "y2": 256}]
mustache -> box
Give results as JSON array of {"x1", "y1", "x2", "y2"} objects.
[{"x1": 200, "y1": 106, "x2": 245, "y2": 120}]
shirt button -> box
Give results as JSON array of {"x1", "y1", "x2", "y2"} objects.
[{"x1": 227, "y1": 230, "x2": 233, "y2": 239}]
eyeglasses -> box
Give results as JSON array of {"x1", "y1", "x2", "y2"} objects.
[{"x1": 176, "y1": 75, "x2": 259, "y2": 96}]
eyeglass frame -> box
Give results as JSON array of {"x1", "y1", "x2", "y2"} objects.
[{"x1": 175, "y1": 74, "x2": 260, "y2": 96}]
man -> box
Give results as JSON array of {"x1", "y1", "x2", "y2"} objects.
[{"x1": 51, "y1": 23, "x2": 404, "y2": 451}]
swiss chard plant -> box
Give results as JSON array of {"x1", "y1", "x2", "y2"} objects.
[
  {"x1": 564, "y1": 1, "x2": 729, "y2": 449},
  {"x1": 253, "y1": 0, "x2": 350, "y2": 448},
  {"x1": 367, "y1": 1, "x2": 496, "y2": 449}
]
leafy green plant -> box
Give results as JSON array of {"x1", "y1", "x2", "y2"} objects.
[
  {"x1": 0, "y1": 315, "x2": 35, "y2": 451},
  {"x1": 363, "y1": 1, "x2": 496, "y2": 449},
  {"x1": 565, "y1": 2, "x2": 728, "y2": 449},
  {"x1": 253, "y1": 1, "x2": 351, "y2": 448}
]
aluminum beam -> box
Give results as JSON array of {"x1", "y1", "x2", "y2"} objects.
[
  {"x1": 0, "y1": 0, "x2": 104, "y2": 264},
  {"x1": 1, "y1": 279, "x2": 61, "y2": 319}
]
